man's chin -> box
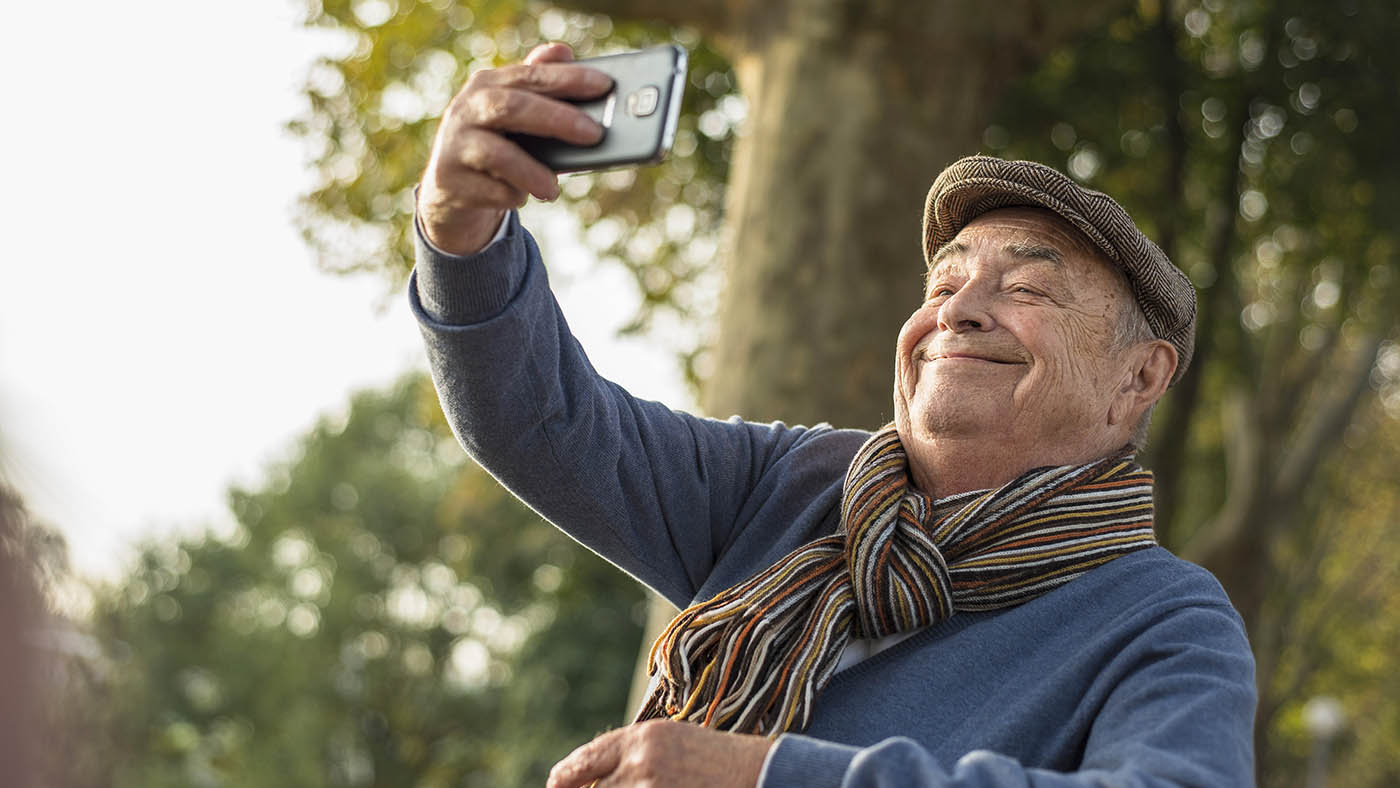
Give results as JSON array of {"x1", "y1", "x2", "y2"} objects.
[
  {"x1": 898, "y1": 383, "x2": 1012, "y2": 444},
  {"x1": 909, "y1": 394, "x2": 1014, "y2": 436}
]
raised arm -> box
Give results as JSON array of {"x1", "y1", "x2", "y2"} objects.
[
  {"x1": 410, "y1": 45, "x2": 862, "y2": 607},
  {"x1": 412, "y1": 213, "x2": 847, "y2": 606}
]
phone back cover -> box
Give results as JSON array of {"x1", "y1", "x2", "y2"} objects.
[{"x1": 513, "y1": 45, "x2": 686, "y2": 172}]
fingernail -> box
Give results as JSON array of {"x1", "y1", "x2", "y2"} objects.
[
  {"x1": 575, "y1": 115, "x2": 604, "y2": 141},
  {"x1": 586, "y1": 69, "x2": 613, "y2": 91}
]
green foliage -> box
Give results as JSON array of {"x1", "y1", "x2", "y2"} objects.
[
  {"x1": 290, "y1": 0, "x2": 740, "y2": 386},
  {"x1": 1252, "y1": 404, "x2": 1400, "y2": 788},
  {"x1": 74, "y1": 375, "x2": 643, "y2": 786}
]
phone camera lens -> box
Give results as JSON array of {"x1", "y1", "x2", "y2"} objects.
[{"x1": 627, "y1": 86, "x2": 660, "y2": 117}]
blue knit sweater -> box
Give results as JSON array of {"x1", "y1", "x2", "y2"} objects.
[{"x1": 410, "y1": 213, "x2": 1257, "y2": 787}]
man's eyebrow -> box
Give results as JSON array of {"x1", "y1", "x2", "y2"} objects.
[
  {"x1": 929, "y1": 241, "x2": 968, "y2": 271},
  {"x1": 928, "y1": 240, "x2": 1066, "y2": 274},
  {"x1": 1003, "y1": 242, "x2": 1065, "y2": 265}
]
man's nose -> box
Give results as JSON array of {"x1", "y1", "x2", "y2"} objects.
[{"x1": 936, "y1": 284, "x2": 995, "y2": 333}]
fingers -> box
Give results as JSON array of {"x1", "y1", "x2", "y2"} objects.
[
  {"x1": 451, "y1": 127, "x2": 558, "y2": 201},
  {"x1": 434, "y1": 63, "x2": 610, "y2": 201},
  {"x1": 547, "y1": 730, "x2": 621, "y2": 788},
  {"x1": 546, "y1": 721, "x2": 771, "y2": 788},
  {"x1": 416, "y1": 43, "x2": 611, "y2": 255},
  {"x1": 469, "y1": 61, "x2": 613, "y2": 101},
  {"x1": 458, "y1": 86, "x2": 605, "y2": 144},
  {"x1": 424, "y1": 164, "x2": 527, "y2": 211}
]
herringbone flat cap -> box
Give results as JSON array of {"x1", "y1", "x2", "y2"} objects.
[{"x1": 923, "y1": 155, "x2": 1197, "y2": 384}]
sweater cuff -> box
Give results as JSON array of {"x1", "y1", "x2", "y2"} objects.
[
  {"x1": 758, "y1": 733, "x2": 858, "y2": 788},
  {"x1": 412, "y1": 209, "x2": 528, "y2": 325}
]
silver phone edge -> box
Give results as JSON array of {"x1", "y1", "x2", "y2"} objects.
[{"x1": 658, "y1": 45, "x2": 688, "y2": 159}]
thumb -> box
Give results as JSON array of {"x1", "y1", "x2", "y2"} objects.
[{"x1": 547, "y1": 730, "x2": 621, "y2": 788}]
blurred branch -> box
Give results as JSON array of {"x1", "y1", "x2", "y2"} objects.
[
  {"x1": 1275, "y1": 335, "x2": 1382, "y2": 495},
  {"x1": 1146, "y1": 3, "x2": 1200, "y2": 546},
  {"x1": 1275, "y1": 324, "x2": 1340, "y2": 427},
  {"x1": 1211, "y1": 101, "x2": 1257, "y2": 380},
  {"x1": 1284, "y1": 546, "x2": 1388, "y2": 697},
  {"x1": 1153, "y1": 91, "x2": 1249, "y2": 543},
  {"x1": 550, "y1": 0, "x2": 731, "y2": 35},
  {"x1": 1152, "y1": 0, "x2": 1187, "y2": 260},
  {"x1": 1184, "y1": 388, "x2": 1261, "y2": 567},
  {"x1": 1275, "y1": 249, "x2": 1400, "y2": 496},
  {"x1": 1258, "y1": 492, "x2": 1397, "y2": 739}
]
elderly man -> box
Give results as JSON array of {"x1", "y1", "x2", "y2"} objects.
[{"x1": 412, "y1": 43, "x2": 1256, "y2": 787}]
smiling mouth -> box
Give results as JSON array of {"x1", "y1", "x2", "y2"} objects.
[{"x1": 929, "y1": 353, "x2": 1023, "y2": 365}]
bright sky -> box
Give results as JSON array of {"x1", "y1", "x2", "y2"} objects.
[{"x1": 0, "y1": 0, "x2": 688, "y2": 586}]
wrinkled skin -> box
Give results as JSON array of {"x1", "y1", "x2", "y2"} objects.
[
  {"x1": 546, "y1": 719, "x2": 772, "y2": 788},
  {"x1": 893, "y1": 207, "x2": 1177, "y2": 497},
  {"x1": 418, "y1": 43, "x2": 610, "y2": 255}
]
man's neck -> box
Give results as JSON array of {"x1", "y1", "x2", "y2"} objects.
[{"x1": 905, "y1": 434, "x2": 1120, "y2": 499}]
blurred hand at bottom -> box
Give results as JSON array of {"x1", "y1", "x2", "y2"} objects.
[{"x1": 546, "y1": 719, "x2": 772, "y2": 788}]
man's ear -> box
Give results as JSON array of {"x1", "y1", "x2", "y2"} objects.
[{"x1": 1108, "y1": 340, "x2": 1177, "y2": 427}]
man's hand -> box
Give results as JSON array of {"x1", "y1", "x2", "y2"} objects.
[
  {"x1": 418, "y1": 43, "x2": 611, "y2": 256},
  {"x1": 546, "y1": 719, "x2": 774, "y2": 788}
]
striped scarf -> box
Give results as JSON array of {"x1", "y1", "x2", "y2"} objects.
[{"x1": 634, "y1": 425, "x2": 1157, "y2": 736}]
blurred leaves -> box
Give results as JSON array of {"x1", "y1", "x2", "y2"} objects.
[
  {"x1": 289, "y1": 0, "x2": 738, "y2": 387},
  {"x1": 1254, "y1": 405, "x2": 1400, "y2": 787},
  {"x1": 65, "y1": 376, "x2": 643, "y2": 786}
]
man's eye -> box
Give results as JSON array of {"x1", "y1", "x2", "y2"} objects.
[{"x1": 927, "y1": 286, "x2": 954, "y2": 300}]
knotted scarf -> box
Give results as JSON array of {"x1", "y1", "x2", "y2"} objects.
[{"x1": 634, "y1": 425, "x2": 1157, "y2": 736}]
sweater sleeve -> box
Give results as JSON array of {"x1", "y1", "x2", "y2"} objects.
[
  {"x1": 409, "y1": 212, "x2": 821, "y2": 608},
  {"x1": 758, "y1": 598, "x2": 1256, "y2": 787}
]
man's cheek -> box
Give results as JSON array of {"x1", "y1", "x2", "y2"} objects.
[
  {"x1": 894, "y1": 326, "x2": 930, "y2": 401},
  {"x1": 1062, "y1": 308, "x2": 1116, "y2": 354},
  {"x1": 893, "y1": 360, "x2": 918, "y2": 429}
]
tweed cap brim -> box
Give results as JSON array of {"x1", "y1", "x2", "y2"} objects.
[{"x1": 922, "y1": 155, "x2": 1197, "y2": 384}]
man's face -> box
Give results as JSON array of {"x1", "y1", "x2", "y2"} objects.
[{"x1": 893, "y1": 207, "x2": 1140, "y2": 488}]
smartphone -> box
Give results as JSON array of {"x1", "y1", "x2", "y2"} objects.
[{"x1": 511, "y1": 45, "x2": 688, "y2": 173}]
